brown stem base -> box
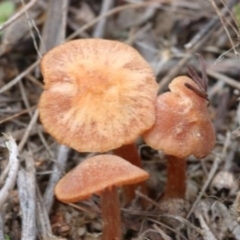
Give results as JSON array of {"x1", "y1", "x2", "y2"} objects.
[
  {"x1": 114, "y1": 143, "x2": 142, "y2": 168},
  {"x1": 163, "y1": 155, "x2": 186, "y2": 200},
  {"x1": 101, "y1": 187, "x2": 122, "y2": 240},
  {"x1": 114, "y1": 143, "x2": 148, "y2": 205}
]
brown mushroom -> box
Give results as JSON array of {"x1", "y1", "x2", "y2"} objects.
[
  {"x1": 143, "y1": 60, "x2": 215, "y2": 200},
  {"x1": 39, "y1": 39, "x2": 157, "y2": 154},
  {"x1": 39, "y1": 39, "x2": 157, "y2": 202},
  {"x1": 55, "y1": 154, "x2": 149, "y2": 240}
]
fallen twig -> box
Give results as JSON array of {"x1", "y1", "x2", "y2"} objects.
[
  {"x1": 195, "y1": 212, "x2": 217, "y2": 240},
  {"x1": 36, "y1": 186, "x2": 66, "y2": 240},
  {"x1": 17, "y1": 152, "x2": 36, "y2": 240},
  {"x1": 92, "y1": 0, "x2": 114, "y2": 38},
  {"x1": 0, "y1": 135, "x2": 19, "y2": 210},
  {"x1": 0, "y1": 125, "x2": 43, "y2": 143},
  {"x1": 0, "y1": 106, "x2": 36, "y2": 125},
  {"x1": 43, "y1": 145, "x2": 70, "y2": 213},
  {"x1": 0, "y1": 60, "x2": 40, "y2": 94},
  {"x1": 18, "y1": 109, "x2": 39, "y2": 152},
  {"x1": 207, "y1": 69, "x2": 240, "y2": 90}
]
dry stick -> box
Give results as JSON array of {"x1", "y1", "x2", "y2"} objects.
[
  {"x1": 135, "y1": 189, "x2": 162, "y2": 209},
  {"x1": 19, "y1": 77, "x2": 52, "y2": 156},
  {"x1": 184, "y1": 14, "x2": 219, "y2": 50},
  {"x1": 141, "y1": 219, "x2": 187, "y2": 240},
  {"x1": 152, "y1": 224, "x2": 172, "y2": 240},
  {"x1": 18, "y1": 109, "x2": 39, "y2": 152},
  {"x1": 0, "y1": 136, "x2": 19, "y2": 238},
  {"x1": 0, "y1": 0, "x2": 39, "y2": 32},
  {"x1": 157, "y1": 0, "x2": 238, "y2": 94},
  {"x1": 19, "y1": 77, "x2": 53, "y2": 156},
  {"x1": 92, "y1": 0, "x2": 114, "y2": 38},
  {"x1": 195, "y1": 212, "x2": 217, "y2": 240},
  {"x1": 40, "y1": 0, "x2": 69, "y2": 53},
  {"x1": 17, "y1": 153, "x2": 36, "y2": 240},
  {"x1": 207, "y1": 69, "x2": 240, "y2": 90},
  {"x1": 0, "y1": 125, "x2": 43, "y2": 143},
  {"x1": 36, "y1": 187, "x2": 56, "y2": 240},
  {"x1": 137, "y1": 229, "x2": 164, "y2": 240},
  {"x1": 68, "y1": 202, "x2": 100, "y2": 215},
  {"x1": 43, "y1": 145, "x2": 70, "y2": 213},
  {"x1": 19, "y1": 81, "x2": 33, "y2": 116},
  {"x1": 186, "y1": 131, "x2": 231, "y2": 218},
  {"x1": 36, "y1": 187, "x2": 66, "y2": 240},
  {"x1": 26, "y1": 74, "x2": 44, "y2": 88},
  {"x1": 20, "y1": 81, "x2": 53, "y2": 158},
  {"x1": 0, "y1": 106, "x2": 37, "y2": 124},
  {"x1": 0, "y1": 60, "x2": 40, "y2": 94},
  {"x1": 149, "y1": 215, "x2": 204, "y2": 237},
  {"x1": 0, "y1": 135, "x2": 19, "y2": 210},
  {"x1": 219, "y1": 202, "x2": 240, "y2": 240}
]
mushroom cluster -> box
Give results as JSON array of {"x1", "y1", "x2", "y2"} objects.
[
  {"x1": 39, "y1": 38, "x2": 157, "y2": 204},
  {"x1": 38, "y1": 38, "x2": 216, "y2": 239}
]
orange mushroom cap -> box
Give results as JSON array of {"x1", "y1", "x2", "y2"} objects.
[
  {"x1": 39, "y1": 39, "x2": 157, "y2": 152},
  {"x1": 55, "y1": 154, "x2": 149, "y2": 203},
  {"x1": 143, "y1": 76, "x2": 215, "y2": 159}
]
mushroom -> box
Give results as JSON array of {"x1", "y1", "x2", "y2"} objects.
[
  {"x1": 39, "y1": 39, "x2": 157, "y2": 154},
  {"x1": 143, "y1": 58, "x2": 215, "y2": 200},
  {"x1": 39, "y1": 39, "x2": 157, "y2": 202},
  {"x1": 55, "y1": 154, "x2": 149, "y2": 240}
]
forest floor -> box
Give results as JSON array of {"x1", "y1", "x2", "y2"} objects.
[{"x1": 0, "y1": 0, "x2": 240, "y2": 239}]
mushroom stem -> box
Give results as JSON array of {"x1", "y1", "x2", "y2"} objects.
[
  {"x1": 163, "y1": 155, "x2": 186, "y2": 200},
  {"x1": 114, "y1": 143, "x2": 142, "y2": 168},
  {"x1": 114, "y1": 143, "x2": 147, "y2": 204},
  {"x1": 101, "y1": 187, "x2": 122, "y2": 240}
]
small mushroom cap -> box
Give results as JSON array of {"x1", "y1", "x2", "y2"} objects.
[
  {"x1": 55, "y1": 154, "x2": 149, "y2": 203},
  {"x1": 39, "y1": 39, "x2": 157, "y2": 152},
  {"x1": 143, "y1": 76, "x2": 215, "y2": 159}
]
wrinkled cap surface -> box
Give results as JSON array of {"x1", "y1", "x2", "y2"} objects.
[
  {"x1": 55, "y1": 154, "x2": 149, "y2": 203},
  {"x1": 143, "y1": 76, "x2": 215, "y2": 159},
  {"x1": 39, "y1": 39, "x2": 157, "y2": 152}
]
